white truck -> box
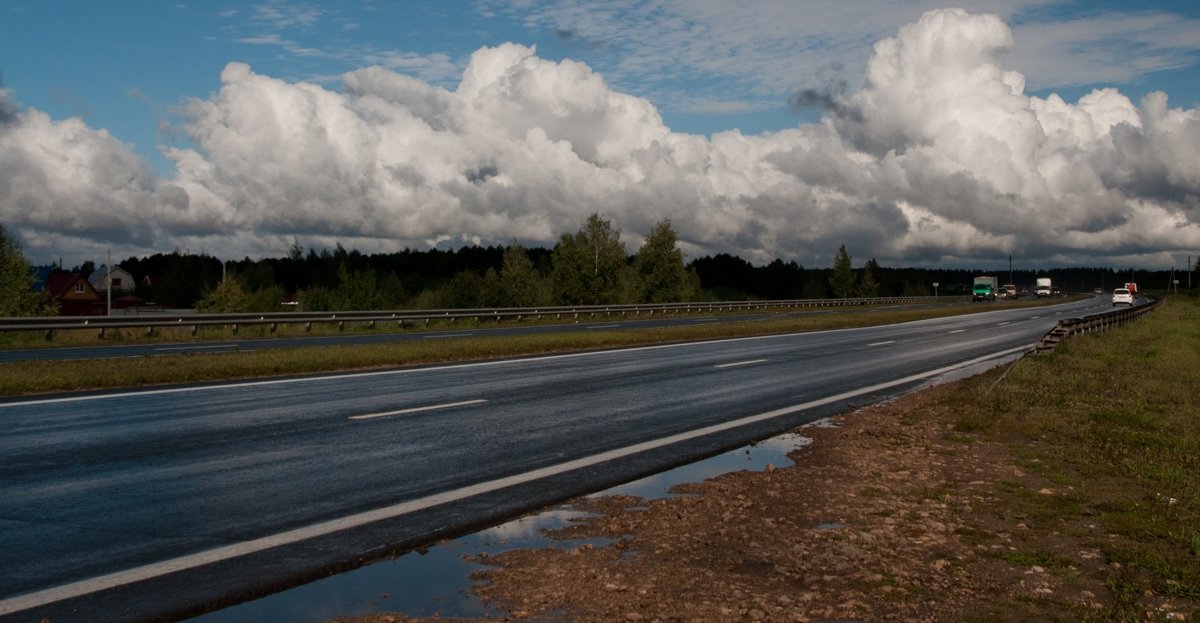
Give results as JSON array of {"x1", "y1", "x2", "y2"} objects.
[{"x1": 1035, "y1": 277, "x2": 1052, "y2": 297}]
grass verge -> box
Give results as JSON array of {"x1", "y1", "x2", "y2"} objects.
[
  {"x1": 947, "y1": 296, "x2": 1198, "y2": 621},
  {"x1": 0, "y1": 299, "x2": 1063, "y2": 397}
]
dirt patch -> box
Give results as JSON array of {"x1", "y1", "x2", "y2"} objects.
[{"x1": 333, "y1": 380, "x2": 1192, "y2": 622}]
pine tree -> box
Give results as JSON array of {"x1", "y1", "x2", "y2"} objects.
[
  {"x1": 500, "y1": 244, "x2": 544, "y2": 307},
  {"x1": 828, "y1": 244, "x2": 855, "y2": 298},
  {"x1": 856, "y1": 258, "x2": 881, "y2": 297},
  {"x1": 634, "y1": 219, "x2": 691, "y2": 303}
]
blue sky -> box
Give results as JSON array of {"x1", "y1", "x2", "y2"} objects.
[{"x1": 1, "y1": 1, "x2": 1199, "y2": 269}]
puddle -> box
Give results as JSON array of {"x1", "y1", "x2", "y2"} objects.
[
  {"x1": 595, "y1": 432, "x2": 811, "y2": 499},
  {"x1": 188, "y1": 432, "x2": 812, "y2": 622}
]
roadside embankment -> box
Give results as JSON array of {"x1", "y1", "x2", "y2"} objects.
[{"x1": 335, "y1": 296, "x2": 1198, "y2": 622}]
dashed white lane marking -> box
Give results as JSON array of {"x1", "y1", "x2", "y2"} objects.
[
  {"x1": 0, "y1": 344, "x2": 1031, "y2": 617},
  {"x1": 714, "y1": 359, "x2": 768, "y2": 369},
  {"x1": 948, "y1": 329, "x2": 966, "y2": 334},
  {"x1": 348, "y1": 399, "x2": 488, "y2": 421},
  {"x1": 868, "y1": 341, "x2": 896, "y2": 347}
]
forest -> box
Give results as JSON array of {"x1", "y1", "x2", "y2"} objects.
[{"x1": 10, "y1": 216, "x2": 1184, "y2": 315}]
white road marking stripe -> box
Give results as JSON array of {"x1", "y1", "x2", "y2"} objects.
[
  {"x1": 0, "y1": 344, "x2": 1030, "y2": 616},
  {"x1": 1031, "y1": 315, "x2": 1041, "y2": 319},
  {"x1": 996, "y1": 322, "x2": 1011, "y2": 326},
  {"x1": 153, "y1": 344, "x2": 239, "y2": 351},
  {"x1": 348, "y1": 399, "x2": 487, "y2": 421},
  {"x1": 868, "y1": 341, "x2": 895, "y2": 347},
  {"x1": 422, "y1": 333, "x2": 474, "y2": 339},
  {"x1": 587, "y1": 324, "x2": 621, "y2": 329},
  {"x1": 948, "y1": 329, "x2": 966, "y2": 334},
  {"x1": 0, "y1": 319, "x2": 1015, "y2": 410},
  {"x1": 714, "y1": 359, "x2": 768, "y2": 369}
]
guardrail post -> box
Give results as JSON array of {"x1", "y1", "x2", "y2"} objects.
[
  {"x1": 191, "y1": 325, "x2": 198, "y2": 336},
  {"x1": 98, "y1": 327, "x2": 105, "y2": 339},
  {"x1": 44, "y1": 329, "x2": 53, "y2": 341},
  {"x1": 231, "y1": 323, "x2": 238, "y2": 335},
  {"x1": 338, "y1": 321, "x2": 345, "y2": 331},
  {"x1": 305, "y1": 322, "x2": 312, "y2": 332},
  {"x1": 270, "y1": 323, "x2": 277, "y2": 334}
]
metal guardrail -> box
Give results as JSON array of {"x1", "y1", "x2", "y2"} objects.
[
  {"x1": 1032, "y1": 295, "x2": 1163, "y2": 354},
  {"x1": 1, "y1": 296, "x2": 965, "y2": 340}
]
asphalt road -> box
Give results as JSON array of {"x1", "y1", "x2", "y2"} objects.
[
  {"x1": 0, "y1": 301, "x2": 960, "y2": 363},
  {"x1": 0, "y1": 295, "x2": 1113, "y2": 622}
]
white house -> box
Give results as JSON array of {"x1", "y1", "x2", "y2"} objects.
[{"x1": 89, "y1": 265, "x2": 136, "y2": 295}]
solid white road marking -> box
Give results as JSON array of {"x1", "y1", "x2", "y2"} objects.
[
  {"x1": 868, "y1": 341, "x2": 895, "y2": 347},
  {"x1": 348, "y1": 399, "x2": 487, "y2": 421},
  {"x1": 422, "y1": 333, "x2": 474, "y2": 339},
  {"x1": 587, "y1": 324, "x2": 621, "y2": 329},
  {"x1": 0, "y1": 316, "x2": 1031, "y2": 411},
  {"x1": 153, "y1": 344, "x2": 239, "y2": 351},
  {"x1": 948, "y1": 329, "x2": 966, "y2": 334},
  {"x1": 0, "y1": 344, "x2": 1031, "y2": 616},
  {"x1": 996, "y1": 322, "x2": 1011, "y2": 326},
  {"x1": 714, "y1": 359, "x2": 768, "y2": 369}
]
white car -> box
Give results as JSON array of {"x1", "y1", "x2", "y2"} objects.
[{"x1": 1112, "y1": 288, "x2": 1134, "y2": 306}]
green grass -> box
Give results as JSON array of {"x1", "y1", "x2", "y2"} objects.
[
  {"x1": 0, "y1": 298, "x2": 1066, "y2": 397},
  {"x1": 950, "y1": 296, "x2": 1200, "y2": 619}
]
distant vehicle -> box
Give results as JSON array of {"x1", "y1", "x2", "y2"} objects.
[
  {"x1": 1051, "y1": 286, "x2": 1061, "y2": 296},
  {"x1": 1093, "y1": 287, "x2": 1103, "y2": 294},
  {"x1": 1112, "y1": 288, "x2": 1134, "y2": 306},
  {"x1": 1125, "y1": 282, "x2": 1138, "y2": 295},
  {"x1": 972, "y1": 276, "x2": 998, "y2": 302},
  {"x1": 1001, "y1": 284, "x2": 1018, "y2": 299},
  {"x1": 1035, "y1": 277, "x2": 1052, "y2": 297}
]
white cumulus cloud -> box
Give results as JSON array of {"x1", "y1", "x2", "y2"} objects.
[{"x1": 1, "y1": 8, "x2": 1197, "y2": 269}]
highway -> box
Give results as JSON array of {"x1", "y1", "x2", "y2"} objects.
[
  {"x1": 0, "y1": 295, "x2": 1111, "y2": 622},
  {"x1": 0, "y1": 301, "x2": 956, "y2": 363}
]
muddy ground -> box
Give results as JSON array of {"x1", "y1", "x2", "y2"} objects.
[{"x1": 334, "y1": 380, "x2": 1190, "y2": 622}]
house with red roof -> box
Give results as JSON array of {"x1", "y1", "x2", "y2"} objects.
[{"x1": 44, "y1": 269, "x2": 106, "y2": 316}]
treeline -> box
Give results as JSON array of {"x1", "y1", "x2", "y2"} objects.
[{"x1": 64, "y1": 216, "x2": 1187, "y2": 313}]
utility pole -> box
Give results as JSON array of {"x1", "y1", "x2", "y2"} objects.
[
  {"x1": 1008, "y1": 254, "x2": 1013, "y2": 286},
  {"x1": 106, "y1": 249, "x2": 112, "y2": 316}
]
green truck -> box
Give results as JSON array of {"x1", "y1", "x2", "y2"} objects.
[{"x1": 972, "y1": 276, "x2": 998, "y2": 302}]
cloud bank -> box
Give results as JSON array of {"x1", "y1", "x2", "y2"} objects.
[{"x1": 1, "y1": 8, "x2": 1197, "y2": 268}]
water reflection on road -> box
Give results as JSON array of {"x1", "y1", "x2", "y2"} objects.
[{"x1": 191, "y1": 432, "x2": 813, "y2": 622}]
